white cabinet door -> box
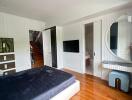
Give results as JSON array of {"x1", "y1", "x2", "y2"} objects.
[
  {"x1": 93, "y1": 20, "x2": 102, "y2": 77},
  {"x1": 42, "y1": 30, "x2": 52, "y2": 66}
]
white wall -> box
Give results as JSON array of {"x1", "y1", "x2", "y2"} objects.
[
  {"x1": 0, "y1": 12, "x2": 45, "y2": 72},
  {"x1": 63, "y1": 23, "x2": 84, "y2": 73},
  {"x1": 63, "y1": 7, "x2": 132, "y2": 87}
]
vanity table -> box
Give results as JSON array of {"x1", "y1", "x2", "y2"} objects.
[
  {"x1": 102, "y1": 61, "x2": 132, "y2": 73},
  {"x1": 102, "y1": 61, "x2": 131, "y2": 92},
  {"x1": 103, "y1": 15, "x2": 132, "y2": 92}
]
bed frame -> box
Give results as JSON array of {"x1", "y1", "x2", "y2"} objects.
[{"x1": 51, "y1": 80, "x2": 80, "y2": 100}]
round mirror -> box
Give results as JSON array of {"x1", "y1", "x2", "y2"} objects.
[{"x1": 107, "y1": 15, "x2": 132, "y2": 62}]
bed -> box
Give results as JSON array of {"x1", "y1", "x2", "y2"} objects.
[{"x1": 0, "y1": 66, "x2": 80, "y2": 100}]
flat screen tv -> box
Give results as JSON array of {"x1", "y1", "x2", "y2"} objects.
[{"x1": 63, "y1": 40, "x2": 79, "y2": 53}]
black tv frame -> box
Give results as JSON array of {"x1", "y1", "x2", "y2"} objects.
[{"x1": 63, "y1": 40, "x2": 79, "y2": 53}]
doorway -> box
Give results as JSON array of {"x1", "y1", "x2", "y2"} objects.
[
  {"x1": 85, "y1": 23, "x2": 94, "y2": 75},
  {"x1": 29, "y1": 30, "x2": 44, "y2": 68},
  {"x1": 84, "y1": 20, "x2": 102, "y2": 77}
]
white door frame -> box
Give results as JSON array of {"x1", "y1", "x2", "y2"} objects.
[{"x1": 83, "y1": 20, "x2": 102, "y2": 78}]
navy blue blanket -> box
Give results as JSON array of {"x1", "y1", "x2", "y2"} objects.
[{"x1": 0, "y1": 66, "x2": 75, "y2": 100}]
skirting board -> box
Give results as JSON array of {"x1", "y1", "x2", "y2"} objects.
[
  {"x1": 64, "y1": 67, "x2": 83, "y2": 74},
  {"x1": 51, "y1": 80, "x2": 80, "y2": 100}
]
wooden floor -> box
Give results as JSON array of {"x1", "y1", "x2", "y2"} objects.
[{"x1": 64, "y1": 69, "x2": 132, "y2": 100}]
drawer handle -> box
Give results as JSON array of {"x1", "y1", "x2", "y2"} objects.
[
  {"x1": 4, "y1": 72, "x2": 8, "y2": 75},
  {"x1": 4, "y1": 64, "x2": 7, "y2": 69},
  {"x1": 4, "y1": 56, "x2": 6, "y2": 61},
  {"x1": 3, "y1": 43, "x2": 6, "y2": 48}
]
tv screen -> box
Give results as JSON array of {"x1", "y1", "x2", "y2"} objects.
[{"x1": 63, "y1": 40, "x2": 79, "y2": 53}]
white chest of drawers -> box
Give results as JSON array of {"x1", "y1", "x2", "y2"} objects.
[{"x1": 0, "y1": 52, "x2": 16, "y2": 76}]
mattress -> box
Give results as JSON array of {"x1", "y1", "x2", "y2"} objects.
[{"x1": 0, "y1": 66, "x2": 75, "y2": 100}]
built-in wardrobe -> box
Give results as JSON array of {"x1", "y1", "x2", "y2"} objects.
[{"x1": 43, "y1": 26, "x2": 63, "y2": 69}]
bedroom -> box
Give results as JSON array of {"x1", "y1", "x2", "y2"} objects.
[{"x1": 0, "y1": 0, "x2": 132, "y2": 100}]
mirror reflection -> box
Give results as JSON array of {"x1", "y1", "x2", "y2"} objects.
[{"x1": 108, "y1": 15, "x2": 132, "y2": 61}]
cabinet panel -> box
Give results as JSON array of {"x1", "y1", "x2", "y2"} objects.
[
  {"x1": 0, "y1": 62, "x2": 15, "y2": 70},
  {"x1": 0, "y1": 54, "x2": 15, "y2": 62},
  {"x1": 3, "y1": 69, "x2": 16, "y2": 75}
]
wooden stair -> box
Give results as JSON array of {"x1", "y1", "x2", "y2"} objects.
[{"x1": 30, "y1": 41, "x2": 44, "y2": 68}]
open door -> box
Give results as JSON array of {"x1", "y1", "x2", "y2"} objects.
[
  {"x1": 43, "y1": 29, "x2": 52, "y2": 67},
  {"x1": 93, "y1": 20, "x2": 102, "y2": 77}
]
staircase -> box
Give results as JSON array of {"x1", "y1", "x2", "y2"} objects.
[{"x1": 30, "y1": 41, "x2": 44, "y2": 68}]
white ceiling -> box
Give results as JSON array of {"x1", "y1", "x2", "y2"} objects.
[{"x1": 0, "y1": 0, "x2": 131, "y2": 25}]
